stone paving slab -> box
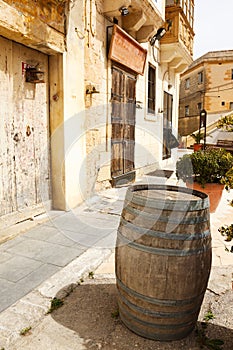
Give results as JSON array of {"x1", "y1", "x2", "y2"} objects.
[
  {"x1": 0, "y1": 263, "x2": 60, "y2": 313},
  {"x1": 6, "y1": 239, "x2": 83, "y2": 267},
  {"x1": 0, "y1": 278, "x2": 14, "y2": 294},
  {"x1": 0, "y1": 255, "x2": 43, "y2": 282}
]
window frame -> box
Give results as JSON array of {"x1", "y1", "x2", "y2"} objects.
[
  {"x1": 198, "y1": 71, "x2": 204, "y2": 85},
  {"x1": 197, "y1": 102, "x2": 202, "y2": 112},
  {"x1": 185, "y1": 77, "x2": 190, "y2": 90},
  {"x1": 147, "y1": 64, "x2": 156, "y2": 115}
]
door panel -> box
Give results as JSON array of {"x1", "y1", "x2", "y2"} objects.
[
  {"x1": 111, "y1": 66, "x2": 136, "y2": 183},
  {"x1": 163, "y1": 92, "x2": 173, "y2": 160},
  {"x1": 0, "y1": 37, "x2": 16, "y2": 214},
  {"x1": 0, "y1": 37, "x2": 50, "y2": 216},
  {"x1": 111, "y1": 67, "x2": 125, "y2": 178}
]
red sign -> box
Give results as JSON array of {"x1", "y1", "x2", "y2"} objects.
[{"x1": 109, "y1": 25, "x2": 147, "y2": 75}]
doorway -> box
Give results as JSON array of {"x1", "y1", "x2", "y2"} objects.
[
  {"x1": 111, "y1": 66, "x2": 136, "y2": 186},
  {"x1": 0, "y1": 37, "x2": 50, "y2": 219},
  {"x1": 163, "y1": 91, "x2": 173, "y2": 160}
]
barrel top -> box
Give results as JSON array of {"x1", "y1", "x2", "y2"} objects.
[
  {"x1": 126, "y1": 185, "x2": 209, "y2": 211},
  {"x1": 136, "y1": 189, "x2": 201, "y2": 201}
]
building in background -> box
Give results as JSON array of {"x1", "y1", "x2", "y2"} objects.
[
  {"x1": 0, "y1": 0, "x2": 194, "y2": 234},
  {"x1": 179, "y1": 50, "x2": 233, "y2": 136}
]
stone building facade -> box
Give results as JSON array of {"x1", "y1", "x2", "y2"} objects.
[
  {"x1": 0, "y1": 0, "x2": 194, "y2": 232},
  {"x1": 179, "y1": 50, "x2": 233, "y2": 136}
]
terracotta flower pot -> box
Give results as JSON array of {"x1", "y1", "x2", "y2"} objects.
[
  {"x1": 193, "y1": 143, "x2": 203, "y2": 152},
  {"x1": 186, "y1": 182, "x2": 224, "y2": 213}
]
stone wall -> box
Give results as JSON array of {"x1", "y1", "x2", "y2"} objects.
[
  {"x1": 205, "y1": 62, "x2": 233, "y2": 112},
  {"x1": 3, "y1": 0, "x2": 66, "y2": 33},
  {"x1": 0, "y1": 0, "x2": 66, "y2": 54}
]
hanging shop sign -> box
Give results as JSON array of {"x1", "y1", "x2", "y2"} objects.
[{"x1": 108, "y1": 25, "x2": 147, "y2": 75}]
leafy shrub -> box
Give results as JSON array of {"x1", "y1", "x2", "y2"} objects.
[{"x1": 176, "y1": 148, "x2": 233, "y2": 187}]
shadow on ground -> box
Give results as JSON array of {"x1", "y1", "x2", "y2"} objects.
[{"x1": 52, "y1": 279, "x2": 233, "y2": 350}]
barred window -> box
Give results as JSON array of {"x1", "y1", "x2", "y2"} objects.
[
  {"x1": 148, "y1": 65, "x2": 156, "y2": 114},
  {"x1": 198, "y1": 71, "x2": 204, "y2": 84}
]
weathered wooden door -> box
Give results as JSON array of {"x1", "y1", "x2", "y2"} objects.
[
  {"x1": 0, "y1": 37, "x2": 50, "y2": 222},
  {"x1": 163, "y1": 92, "x2": 173, "y2": 159},
  {"x1": 111, "y1": 66, "x2": 136, "y2": 186}
]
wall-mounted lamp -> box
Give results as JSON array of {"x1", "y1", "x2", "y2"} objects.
[
  {"x1": 119, "y1": 6, "x2": 129, "y2": 16},
  {"x1": 25, "y1": 66, "x2": 45, "y2": 83},
  {"x1": 149, "y1": 27, "x2": 167, "y2": 46},
  {"x1": 86, "y1": 83, "x2": 100, "y2": 94}
]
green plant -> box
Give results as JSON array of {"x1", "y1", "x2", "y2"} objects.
[
  {"x1": 195, "y1": 323, "x2": 224, "y2": 350},
  {"x1": 111, "y1": 309, "x2": 119, "y2": 318},
  {"x1": 190, "y1": 131, "x2": 204, "y2": 144},
  {"x1": 220, "y1": 166, "x2": 233, "y2": 191},
  {"x1": 176, "y1": 148, "x2": 233, "y2": 187},
  {"x1": 47, "y1": 297, "x2": 64, "y2": 314},
  {"x1": 77, "y1": 278, "x2": 84, "y2": 285},
  {"x1": 217, "y1": 114, "x2": 233, "y2": 132},
  {"x1": 195, "y1": 311, "x2": 224, "y2": 350},
  {"x1": 218, "y1": 224, "x2": 233, "y2": 242},
  {"x1": 20, "y1": 326, "x2": 32, "y2": 336},
  {"x1": 88, "y1": 271, "x2": 94, "y2": 279},
  {"x1": 203, "y1": 310, "x2": 215, "y2": 322}
]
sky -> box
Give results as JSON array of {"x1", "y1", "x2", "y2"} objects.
[{"x1": 193, "y1": 0, "x2": 233, "y2": 59}]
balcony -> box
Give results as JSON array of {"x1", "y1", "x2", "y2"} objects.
[
  {"x1": 102, "y1": 0, "x2": 164, "y2": 43},
  {"x1": 160, "y1": 0, "x2": 194, "y2": 73}
]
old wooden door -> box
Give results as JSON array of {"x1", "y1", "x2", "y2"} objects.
[
  {"x1": 111, "y1": 66, "x2": 136, "y2": 186},
  {"x1": 0, "y1": 37, "x2": 50, "y2": 222},
  {"x1": 163, "y1": 92, "x2": 173, "y2": 159}
]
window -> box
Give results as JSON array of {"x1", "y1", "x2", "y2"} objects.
[
  {"x1": 198, "y1": 71, "x2": 204, "y2": 84},
  {"x1": 185, "y1": 78, "x2": 190, "y2": 89},
  {"x1": 221, "y1": 101, "x2": 225, "y2": 106},
  {"x1": 190, "y1": 1, "x2": 194, "y2": 28},
  {"x1": 181, "y1": 0, "x2": 194, "y2": 29},
  {"x1": 185, "y1": 105, "x2": 189, "y2": 116},
  {"x1": 230, "y1": 102, "x2": 233, "y2": 110},
  {"x1": 147, "y1": 65, "x2": 156, "y2": 114},
  {"x1": 231, "y1": 69, "x2": 233, "y2": 80},
  {"x1": 184, "y1": 0, "x2": 187, "y2": 15},
  {"x1": 197, "y1": 102, "x2": 202, "y2": 112}
]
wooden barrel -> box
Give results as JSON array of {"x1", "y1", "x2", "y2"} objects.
[{"x1": 115, "y1": 184, "x2": 211, "y2": 341}]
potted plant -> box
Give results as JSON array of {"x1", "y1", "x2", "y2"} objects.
[
  {"x1": 176, "y1": 148, "x2": 233, "y2": 212},
  {"x1": 190, "y1": 131, "x2": 204, "y2": 151}
]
